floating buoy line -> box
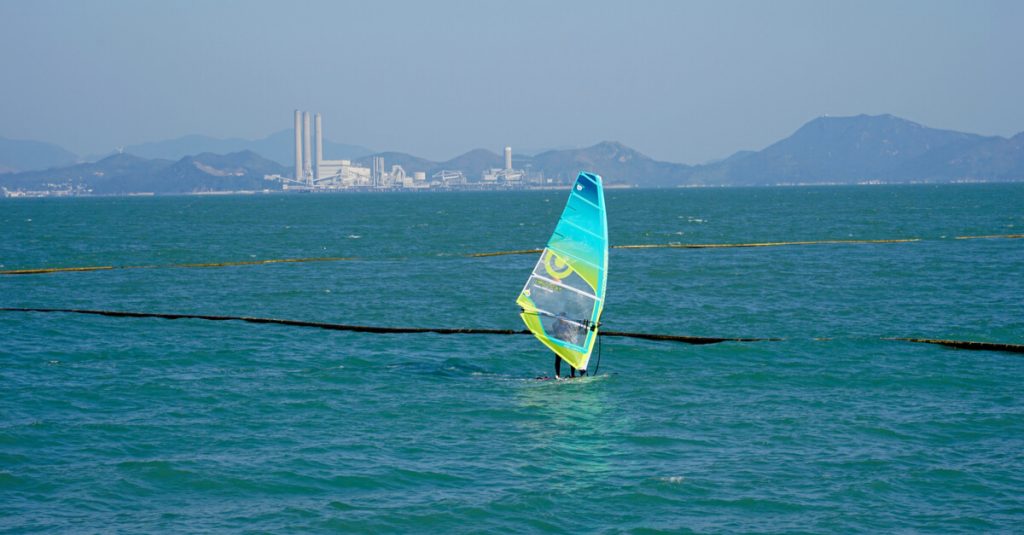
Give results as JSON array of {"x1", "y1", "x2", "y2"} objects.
[
  {"x1": 469, "y1": 238, "x2": 924, "y2": 257},
  {"x1": 1, "y1": 307, "x2": 1021, "y2": 355},
  {"x1": 2, "y1": 234, "x2": 1020, "y2": 276},
  {"x1": 0, "y1": 307, "x2": 774, "y2": 345},
  {"x1": 3, "y1": 234, "x2": 1018, "y2": 353},
  {"x1": 0, "y1": 257, "x2": 354, "y2": 275},
  {"x1": 887, "y1": 338, "x2": 1024, "y2": 354}
]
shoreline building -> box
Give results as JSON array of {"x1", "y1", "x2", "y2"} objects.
[
  {"x1": 286, "y1": 110, "x2": 428, "y2": 191},
  {"x1": 279, "y1": 111, "x2": 540, "y2": 191},
  {"x1": 482, "y1": 146, "x2": 525, "y2": 184},
  {"x1": 288, "y1": 110, "x2": 373, "y2": 190}
]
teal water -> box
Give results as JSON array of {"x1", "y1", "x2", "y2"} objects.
[{"x1": 2, "y1": 185, "x2": 1023, "y2": 533}]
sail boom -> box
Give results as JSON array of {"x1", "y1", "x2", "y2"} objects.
[{"x1": 523, "y1": 310, "x2": 591, "y2": 329}]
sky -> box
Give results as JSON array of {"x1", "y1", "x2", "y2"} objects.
[{"x1": 1, "y1": 0, "x2": 1022, "y2": 163}]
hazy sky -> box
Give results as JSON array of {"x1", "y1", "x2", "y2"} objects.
[{"x1": 1, "y1": 0, "x2": 1021, "y2": 163}]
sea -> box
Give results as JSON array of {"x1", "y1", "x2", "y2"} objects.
[{"x1": 2, "y1": 184, "x2": 1023, "y2": 533}]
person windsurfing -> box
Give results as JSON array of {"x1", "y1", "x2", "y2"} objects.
[
  {"x1": 552, "y1": 312, "x2": 587, "y2": 379},
  {"x1": 516, "y1": 171, "x2": 607, "y2": 381}
]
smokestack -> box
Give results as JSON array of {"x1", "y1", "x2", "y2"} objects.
[
  {"x1": 504, "y1": 146, "x2": 512, "y2": 170},
  {"x1": 314, "y1": 113, "x2": 323, "y2": 180},
  {"x1": 294, "y1": 110, "x2": 302, "y2": 181},
  {"x1": 303, "y1": 112, "x2": 312, "y2": 185}
]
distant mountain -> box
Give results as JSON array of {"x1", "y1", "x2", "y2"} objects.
[
  {"x1": 0, "y1": 153, "x2": 171, "y2": 192},
  {"x1": 355, "y1": 149, "x2": 533, "y2": 179},
  {"x1": 103, "y1": 130, "x2": 374, "y2": 166},
  {"x1": 353, "y1": 151, "x2": 437, "y2": 175},
  {"x1": 686, "y1": 114, "x2": 1024, "y2": 185},
  {"x1": 350, "y1": 142, "x2": 691, "y2": 186},
  {"x1": 899, "y1": 130, "x2": 1024, "y2": 182},
  {"x1": 528, "y1": 141, "x2": 691, "y2": 186},
  {"x1": 438, "y1": 149, "x2": 510, "y2": 178},
  {"x1": 128, "y1": 151, "x2": 287, "y2": 194},
  {"x1": 1, "y1": 151, "x2": 286, "y2": 194},
  {"x1": 4, "y1": 114, "x2": 1023, "y2": 193},
  {"x1": 514, "y1": 145, "x2": 581, "y2": 157},
  {"x1": 0, "y1": 136, "x2": 79, "y2": 173}
]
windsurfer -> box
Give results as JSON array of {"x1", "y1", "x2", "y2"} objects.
[
  {"x1": 516, "y1": 171, "x2": 606, "y2": 382},
  {"x1": 552, "y1": 313, "x2": 586, "y2": 378}
]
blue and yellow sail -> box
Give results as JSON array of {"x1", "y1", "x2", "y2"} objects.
[{"x1": 516, "y1": 171, "x2": 608, "y2": 371}]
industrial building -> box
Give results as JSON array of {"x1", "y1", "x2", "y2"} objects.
[
  {"x1": 281, "y1": 110, "x2": 429, "y2": 191},
  {"x1": 268, "y1": 110, "x2": 542, "y2": 191},
  {"x1": 481, "y1": 146, "x2": 525, "y2": 183}
]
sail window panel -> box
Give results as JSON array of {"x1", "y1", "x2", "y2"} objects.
[
  {"x1": 538, "y1": 313, "x2": 591, "y2": 350},
  {"x1": 548, "y1": 236, "x2": 604, "y2": 292},
  {"x1": 523, "y1": 276, "x2": 596, "y2": 323},
  {"x1": 523, "y1": 276, "x2": 597, "y2": 348},
  {"x1": 530, "y1": 250, "x2": 599, "y2": 296}
]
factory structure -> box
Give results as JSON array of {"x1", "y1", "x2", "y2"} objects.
[
  {"x1": 481, "y1": 146, "x2": 525, "y2": 184},
  {"x1": 277, "y1": 110, "x2": 426, "y2": 191},
  {"x1": 267, "y1": 110, "x2": 542, "y2": 192}
]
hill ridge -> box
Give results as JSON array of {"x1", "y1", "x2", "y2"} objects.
[{"x1": 3, "y1": 113, "x2": 1023, "y2": 191}]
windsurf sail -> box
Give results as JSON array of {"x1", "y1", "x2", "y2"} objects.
[{"x1": 516, "y1": 171, "x2": 608, "y2": 371}]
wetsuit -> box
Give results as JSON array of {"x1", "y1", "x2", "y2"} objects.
[{"x1": 552, "y1": 314, "x2": 587, "y2": 378}]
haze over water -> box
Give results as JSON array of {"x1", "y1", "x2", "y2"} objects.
[
  {"x1": 3, "y1": 2, "x2": 1023, "y2": 163},
  {"x1": 2, "y1": 184, "x2": 1022, "y2": 532}
]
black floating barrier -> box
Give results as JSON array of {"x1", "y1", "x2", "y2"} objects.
[
  {"x1": 0, "y1": 307, "x2": 772, "y2": 345},
  {"x1": 3, "y1": 308, "x2": 1020, "y2": 354}
]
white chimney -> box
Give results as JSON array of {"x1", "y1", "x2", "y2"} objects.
[
  {"x1": 314, "y1": 113, "x2": 323, "y2": 180},
  {"x1": 294, "y1": 110, "x2": 303, "y2": 180},
  {"x1": 504, "y1": 146, "x2": 512, "y2": 170},
  {"x1": 303, "y1": 112, "x2": 312, "y2": 185}
]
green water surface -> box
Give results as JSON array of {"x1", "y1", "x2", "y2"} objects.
[{"x1": 2, "y1": 184, "x2": 1023, "y2": 532}]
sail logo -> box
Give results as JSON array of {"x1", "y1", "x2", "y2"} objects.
[
  {"x1": 543, "y1": 250, "x2": 573, "y2": 280},
  {"x1": 533, "y1": 279, "x2": 558, "y2": 293}
]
